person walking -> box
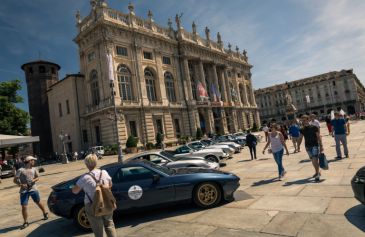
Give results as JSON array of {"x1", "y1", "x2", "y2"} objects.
[
  {"x1": 310, "y1": 114, "x2": 321, "y2": 133},
  {"x1": 331, "y1": 112, "x2": 349, "y2": 159},
  {"x1": 245, "y1": 130, "x2": 257, "y2": 160},
  {"x1": 13, "y1": 156, "x2": 48, "y2": 229},
  {"x1": 263, "y1": 124, "x2": 289, "y2": 180},
  {"x1": 288, "y1": 121, "x2": 301, "y2": 153},
  {"x1": 325, "y1": 116, "x2": 332, "y2": 135},
  {"x1": 263, "y1": 125, "x2": 269, "y2": 142},
  {"x1": 298, "y1": 115, "x2": 324, "y2": 181},
  {"x1": 72, "y1": 154, "x2": 117, "y2": 237}
]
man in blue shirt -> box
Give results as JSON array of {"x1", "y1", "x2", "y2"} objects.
[
  {"x1": 331, "y1": 112, "x2": 349, "y2": 159},
  {"x1": 288, "y1": 120, "x2": 301, "y2": 153}
]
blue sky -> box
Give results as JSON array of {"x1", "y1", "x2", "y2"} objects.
[{"x1": 1, "y1": 0, "x2": 365, "y2": 112}]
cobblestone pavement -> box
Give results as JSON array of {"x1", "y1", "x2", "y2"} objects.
[{"x1": 1, "y1": 121, "x2": 365, "y2": 237}]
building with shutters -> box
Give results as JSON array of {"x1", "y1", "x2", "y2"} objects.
[{"x1": 255, "y1": 69, "x2": 365, "y2": 124}]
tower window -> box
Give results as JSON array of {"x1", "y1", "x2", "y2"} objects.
[
  {"x1": 143, "y1": 51, "x2": 153, "y2": 60},
  {"x1": 39, "y1": 66, "x2": 46, "y2": 73}
]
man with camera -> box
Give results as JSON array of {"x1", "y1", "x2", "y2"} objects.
[{"x1": 13, "y1": 156, "x2": 48, "y2": 229}]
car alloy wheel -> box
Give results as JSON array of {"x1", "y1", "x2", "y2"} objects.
[
  {"x1": 194, "y1": 182, "x2": 221, "y2": 208},
  {"x1": 74, "y1": 206, "x2": 91, "y2": 230}
]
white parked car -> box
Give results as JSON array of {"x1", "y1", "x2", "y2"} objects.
[
  {"x1": 165, "y1": 145, "x2": 229, "y2": 163},
  {"x1": 201, "y1": 139, "x2": 241, "y2": 153},
  {"x1": 187, "y1": 141, "x2": 235, "y2": 157},
  {"x1": 91, "y1": 146, "x2": 105, "y2": 155}
]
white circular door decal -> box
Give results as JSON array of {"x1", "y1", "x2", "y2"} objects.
[{"x1": 128, "y1": 185, "x2": 143, "y2": 200}]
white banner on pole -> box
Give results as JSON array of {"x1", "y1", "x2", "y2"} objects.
[
  {"x1": 107, "y1": 52, "x2": 115, "y2": 81},
  {"x1": 305, "y1": 95, "x2": 310, "y2": 103}
]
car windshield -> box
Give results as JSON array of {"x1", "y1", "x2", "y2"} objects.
[
  {"x1": 160, "y1": 151, "x2": 179, "y2": 161},
  {"x1": 200, "y1": 140, "x2": 210, "y2": 146},
  {"x1": 146, "y1": 160, "x2": 174, "y2": 175}
]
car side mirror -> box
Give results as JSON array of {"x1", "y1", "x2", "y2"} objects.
[{"x1": 152, "y1": 174, "x2": 160, "y2": 183}]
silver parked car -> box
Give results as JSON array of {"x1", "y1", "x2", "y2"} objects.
[
  {"x1": 165, "y1": 145, "x2": 229, "y2": 163},
  {"x1": 129, "y1": 151, "x2": 220, "y2": 170},
  {"x1": 187, "y1": 141, "x2": 235, "y2": 157},
  {"x1": 201, "y1": 139, "x2": 241, "y2": 153}
]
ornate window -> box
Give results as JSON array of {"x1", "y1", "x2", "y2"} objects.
[
  {"x1": 145, "y1": 68, "x2": 157, "y2": 101},
  {"x1": 164, "y1": 71, "x2": 176, "y2": 102},
  {"x1": 90, "y1": 70, "x2": 100, "y2": 106},
  {"x1": 117, "y1": 65, "x2": 133, "y2": 101}
]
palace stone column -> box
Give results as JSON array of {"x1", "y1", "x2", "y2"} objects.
[
  {"x1": 182, "y1": 58, "x2": 194, "y2": 101},
  {"x1": 223, "y1": 68, "x2": 232, "y2": 103}
]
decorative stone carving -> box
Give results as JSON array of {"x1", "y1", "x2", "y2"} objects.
[
  {"x1": 192, "y1": 21, "x2": 197, "y2": 35},
  {"x1": 243, "y1": 50, "x2": 248, "y2": 61},
  {"x1": 217, "y1": 32, "x2": 222, "y2": 46},
  {"x1": 205, "y1": 26, "x2": 210, "y2": 41},
  {"x1": 128, "y1": 2, "x2": 135, "y2": 15},
  {"x1": 228, "y1": 43, "x2": 232, "y2": 52},
  {"x1": 148, "y1": 10, "x2": 154, "y2": 22},
  {"x1": 167, "y1": 18, "x2": 173, "y2": 29},
  {"x1": 76, "y1": 10, "x2": 82, "y2": 25},
  {"x1": 175, "y1": 13, "x2": 183, "y2": 29}
]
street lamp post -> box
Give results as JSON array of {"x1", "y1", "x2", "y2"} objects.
[
  {"x1": 106, "y1": 48, "x2": 123, "y2": 163},
  {"x1": 110, "y1": 81, "x2": 123, "y2": 163},
  {"x1": 58, "y1": 131, "x2": 69, "y2": 164}
]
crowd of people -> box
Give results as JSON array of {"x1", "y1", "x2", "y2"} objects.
[{"x1": 259, "y1": 112, "x2": 350, "y2": 182}]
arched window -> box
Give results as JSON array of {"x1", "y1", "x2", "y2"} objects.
[
  {"x1": 145, "y1": 68, "x2": 157, "y2": 101},
  {"x1": 90, "y1": 70, "x2": 100, "y2": 106},
  {"x1": 117, "y1": 65, "x2": 133, "y2": 101},
  {"x1": 164, "y1": 71, "x2": 176, "y2": 102}
]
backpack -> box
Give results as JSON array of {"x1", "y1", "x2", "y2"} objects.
[{"x1": 85, "y1": 170, "x2": 117, "y2": 217}]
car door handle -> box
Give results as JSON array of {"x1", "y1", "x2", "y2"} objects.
[{"x1": 157, "y1": 185, "x2": 173, "y2": 190}]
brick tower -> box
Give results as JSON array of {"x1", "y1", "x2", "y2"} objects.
[{"x1": 21, "y1": 60, "x2": 60, "y2": 157}]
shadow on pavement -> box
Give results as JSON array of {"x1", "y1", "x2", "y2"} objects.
[
  {"x1": 251, "y1": 178, "x2": 279, "y2": 186},
  {"x1": 345, "y1": 204, "x2": 365, "y2": 232},
  {"x1": 283, "y1": 177, "x2": 323, "y2": 186},
  {"x1": 237, "y1": 160, "x2": 253, "y2": 163},
  {"x1": 299, "y1": 159, "x2": 311, "y2": 163},
  {"x1": 26, "y1": 203, "x2": 203, "y2": 237}
]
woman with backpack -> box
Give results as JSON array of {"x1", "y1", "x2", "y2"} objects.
[{"x1": 72, "y1": 154, "x2": 117, "y2": 237}]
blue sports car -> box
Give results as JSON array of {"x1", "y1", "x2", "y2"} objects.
[{"x1": 47, "y1": 160, "x2": 240, "y2": 230}]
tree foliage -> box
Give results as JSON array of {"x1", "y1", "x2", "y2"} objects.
[{"x1": 0, "y1": 80, "x2": 29, "y2": 135}]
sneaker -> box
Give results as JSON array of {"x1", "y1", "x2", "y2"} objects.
[
  {"x1": 315, "y1": 174, "x2": 321, "y2": 182},
  {"x1": 43, "y1": 212, "x2": 49, "y2": 220},
  {"x1": 335, "y1": 156, "x2": 342, "y2": 160},
  {"x1": 282, "y1": 171, "x2": 287, "y2": 177},
  {"x1": 345, "y1": 155, "x2": 349, "y2": 158},
  {"x1": 20, "y1": 222, "x2": 29, "y2": 229}
]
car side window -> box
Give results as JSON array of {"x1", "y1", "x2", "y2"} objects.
[
  {"x1": 149, "y1": 155, "x2": 166, "y2": 164},
  {"x1": 112, "y1": 166, "x2": 155, "y2": 183},
  {"x1": 176, "y1": 146, "x2": 190, "y2": 154}
]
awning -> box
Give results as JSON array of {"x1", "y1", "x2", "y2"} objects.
[{"x1": 0, "y1": 134, "x2": 40, "y2": 148}]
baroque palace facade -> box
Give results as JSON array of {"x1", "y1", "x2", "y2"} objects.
[
  {"x1": 255, "y1": 69, "x2": 365, "y2": 123},
  {"x1": 47, "y1": 1, "x2": 260, "y2": 153}
]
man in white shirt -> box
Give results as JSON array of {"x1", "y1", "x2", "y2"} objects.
[{"x1": 309, "y1": 114, "x2": 321, "y2": 133}]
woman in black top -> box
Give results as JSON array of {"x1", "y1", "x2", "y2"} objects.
[{"x1": 246, "y1": 130, "x2": 258, "y2": 160}]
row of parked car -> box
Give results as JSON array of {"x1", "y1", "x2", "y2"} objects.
[{"x1": 47, "y1": 135, "x2": 251, "y2": 230}]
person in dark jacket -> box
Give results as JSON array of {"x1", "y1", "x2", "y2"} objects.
[{"x1": 246, "y1": 130, "x2": 258, "y2": 160}]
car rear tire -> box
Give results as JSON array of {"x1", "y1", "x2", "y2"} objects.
[
  {"x1": 73, "y1": 205, "x2": 91, "y2": 231},
  {"x1": 193, "y1": 182, "x2": 222, "y2": 208},
  {"x1": 205, "y1": 155, "x2": 219, "y2": 163}
]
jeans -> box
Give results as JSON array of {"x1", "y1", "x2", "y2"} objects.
[
  {"x1": 85, "y1": 203, "x2": 117, "y2": 237},
  {"x1": 273, "y1": 149, "x2": 284, "y2": 176},
  {"x1": 334, "y1": 134, "x2": 348, "y2": 157},
  {"x1": 248, "y1": 145, "x2": 257, "y2": 159}
]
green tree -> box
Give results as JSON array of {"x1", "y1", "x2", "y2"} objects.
[{"x1": 0, "y1": 80, "x2": 30, "y2": 159}]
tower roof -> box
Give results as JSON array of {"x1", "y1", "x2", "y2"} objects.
[{"x1": 21, "y1": 60, "x2": 61, "y2": 71}]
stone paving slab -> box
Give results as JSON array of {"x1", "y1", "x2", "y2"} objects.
[
  {"x1": 297, "y1": 214, "x2": 365, "y2": 237},
  {"x1": 299, "y1": 185, "x2": 353, "y2": 198},
  {"x1": 125, "y1": 221, "x2": 217, "y2": 237},
  {"x1": 325, "y1": 198, "x2": 365, "y2": 216},
  {"x1": 207, "y1": 228, "x2": 281, "y2": 237},
  {"x1": 248, "y1": 196, "x2": 331, "y2": 213},
  {"x1": 261, "y1": 212, "x2": 310, "y2": 237},
  {"x1": 193, "y1": 208, "x2": 276, "y2": 232}
]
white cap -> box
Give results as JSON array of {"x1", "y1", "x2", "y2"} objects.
[{"x1": 25, "y1": 156, "x2": 37, "y2": 162}]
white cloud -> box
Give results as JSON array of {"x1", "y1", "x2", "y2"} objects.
[{"x1": 253, "y1": 0, "x2": 365, "y2": 89}]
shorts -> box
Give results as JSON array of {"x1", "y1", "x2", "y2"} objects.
[
  {"x1": 292, "y1": 137, "x2": 299, "y2": 142},
  {"x1": 20, "y1": 190, "x2": 40, "y2": 205},
  {"x1": 306, "y1": 146, "x2": 320, "y2": 159}
]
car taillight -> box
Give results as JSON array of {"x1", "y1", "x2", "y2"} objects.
[{"x1": 49, "y1": 192, "x2": 58, "y2": 205}]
